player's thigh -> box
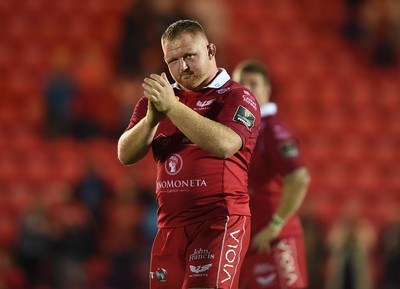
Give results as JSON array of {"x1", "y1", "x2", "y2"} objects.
[
  {"x1": 239, "y1": 251, "x2": 276, "y2": 289},
  {"x1": 184, "y1": 215, "x2": 251, "y2": 289},
  {"x1": 239, "y1": 236, "x2": 308, "y2": 289},
  {"x1": 149, "y1": 227, "x2": 186, "y2": 289},
  {"x1": 271, "y1": 237, "x2": 308, "y2": 289}
]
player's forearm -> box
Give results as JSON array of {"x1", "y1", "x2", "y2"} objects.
[
  {"x1": 166, "y1": 101, "x2": 242, "y2": 158},
  {"x1": 117, "y1": 117, "x2": 158, "y2": 165},
  {"x1": 275, "y1": 167, "x2": 310, "y2": 222}
]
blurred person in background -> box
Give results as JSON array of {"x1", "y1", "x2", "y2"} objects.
[
  {"x1": 115, "y1": 0, "x2": 189, "y2": 134},
  {"x1": 342, "y1": 0, "x2": 400, "y2": 66},
  {"x1": 118, "y1": 19, "x2": 260, "y2": 289},
  {"x1": 116, "y1": 0, "x2": 228, "y2": 79},
  {"x1": 49, "y1": 181, "x2": 95, "y2": 289},
  {"x1": 232, "y1": 60, "x2": 310, "y2": 289},
  {"x1": 45, "y1": 44, "x2": 120, "y2": 139},
  {"x1": 360, "y1": 0, "x2": 400, "y2": 66},
  {"x1": 99, "y1": 175, "x2": 150, "y2": 289},
  {"x1": 15, "y1": 181, "x2": 95, "y2": 289},
  {"x1": 44, "y1": 47, "x2": 77, "y2": 138},
  {"x1": 0, "y1": 250, "x2": 27, "y2": 289},
  {"x1": 324, "y1": 199, "x2": 376, "y2": 289},
  {"x1": 72, "y1": 44, "x2": 120, "y2": 139},
  {"x1": 299, "y1": 201, "x2": 327, "y2": 289},
  {"x1": 15, "y1": 196, "x2": 57, "y2": 288},
  {"x1": 74, "y1": 160, "x2": 111, "y2": 222},
  {"x1": 380, "y1": 201, "x2": 400, "y2": 289},
  {"x1": 342, "y1": 0, "x2": 366, "y2": 42},
  {"x1": 116, "y1": 0, "x2": 187, "y2": 79}
]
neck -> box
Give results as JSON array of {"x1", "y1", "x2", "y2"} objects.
[{"x1": 199, "y1": 67, "x2": 220, "y2": 89}]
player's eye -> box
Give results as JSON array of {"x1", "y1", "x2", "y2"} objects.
[{"x1": 168, "y1": 58, "x2": 178, "y2": 64}]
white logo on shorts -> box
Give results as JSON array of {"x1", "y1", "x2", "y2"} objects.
[
  {"x1": 256, "y1": 273, "x2": 277, "y2": 286},
  {"x1": 253, "y1": 262, "x2": 275, "y2": 274},
  {"x1": 221, "y1": 229, "x2": 241, "y2": 284},
  {"x1": 149, "y1": 268, "x2": 168, "y2": 282},
  {"x1": 189, "y1": 248, "x2": 215, "y2": 261},
  {"x1": 190, "y1": 264, "x2": 212, "y2": 273},
  {"x1": 277, "y1": 239, "x2": 298, "y2": 286}
]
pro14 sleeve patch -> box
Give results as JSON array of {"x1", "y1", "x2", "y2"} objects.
[
  {"x1": 278, "y1": 140, "x2": 299, "y2": 158},
  {"x1": 233, "y1": 105, "x2": 256, "y2": 130}
]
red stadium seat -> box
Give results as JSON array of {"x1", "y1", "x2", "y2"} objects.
[
  {"x1": 0, "y1": 213, "x2": 19, "y2": 250},
  {"x1": 84, "y1": 255, "x2": 112, "y2": 287}
]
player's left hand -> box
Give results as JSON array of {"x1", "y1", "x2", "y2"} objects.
[
  {"x1": 251, "y1": 223, "x2": 282, "y2": 254},
  {"x1": 142, "y1": 73, "x2": 179, "y2": 113}
]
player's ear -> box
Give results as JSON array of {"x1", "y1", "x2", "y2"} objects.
[{"x1": 207, "y1": 43, "x2": 216, "y2": 60}]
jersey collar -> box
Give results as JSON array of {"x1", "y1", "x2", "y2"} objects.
[
  {"x1": 172, "y1": 68, "x2": 230, "y2": 90},
  {"x1": 260, "y1": 102, "x2": 277, "y2": 117}
]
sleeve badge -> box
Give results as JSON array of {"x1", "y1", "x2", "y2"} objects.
[
  {"x1": 278, "y1": 140, "x2": 299, "y2": 158},
  {"x1": 233, "y1": 105, "x2": 256, "y2": 130}
]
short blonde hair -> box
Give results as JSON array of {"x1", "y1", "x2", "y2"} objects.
[{"x1": 161, "y1": 19, "x2": 208, "y2": 45}]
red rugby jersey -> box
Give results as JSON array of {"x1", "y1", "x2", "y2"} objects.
[
  {"x1": 248, "y1": 103, "x2": 306, "y2": 237},
  {"x1": 126, "y1": 69, "x2": 260, "y2": 228}
]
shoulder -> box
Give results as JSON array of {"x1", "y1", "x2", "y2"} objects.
[
  {"x1": 225, "y1": 79, "x2": 250, "y2": 95},
  {"x1": 264, "y1": 114, "x2": 297, "y2": 141},
  {"x1": 220, "y1": 80, "x2": 259, "y2": 110}
]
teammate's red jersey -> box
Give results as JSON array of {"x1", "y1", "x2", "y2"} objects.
[
  {"x1": 248, "y1": 103, "x2": 305, "y2": 237},
  {"x1": 127, "y1": 69, "x2": 260, "y2": 228}
]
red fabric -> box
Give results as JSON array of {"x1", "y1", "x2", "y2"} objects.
[
  {"x1": 127, "y1": 78, "x2": 260, "y2": 228},
  {"x1": 150, "y1": 215, "x2": 250, "y2": 289},
  {"x1": 247, "y1": 112, "x2": 305, "y2": 237},
  {"x1": 240, "y1": 236, "x2": 308, "y2": 289}
]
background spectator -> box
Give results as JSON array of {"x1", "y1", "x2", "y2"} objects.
[
  {"x1": 380, "y1": 201, "x2": 400, "y2": 289},
  {"x1": 44, "y1": 47, "x2": 77, "y2": 138},
  {"x1": 15, "y1": 197, "x2": 57, "y2": 288},
  {"x1": 74, "y1": 160, "x2": 110, "y2": 222},
  {"x1": 343, "y1": 0, "x2": 400, "y2": 66},
  {"x1": 116, "y1": 0, "x2": 187, "y2": 78},
  {"x1": 324, "y1": 199, "x2": 377, "y2": 289}
]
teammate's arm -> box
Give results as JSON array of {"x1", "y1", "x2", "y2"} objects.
[
  {"x1": 252, "y1": 167, "x2": 310, "y2": 253},
  {"x1": 275, "y1": 167, "x2": 310, "y2": 224}
]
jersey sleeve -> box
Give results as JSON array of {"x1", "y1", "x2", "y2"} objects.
[
  {"x1": 125, "y1": 97, "x2": 148, "y2": 131},
  {"x1": 217, "y1": 87, "x2": 260, "y2": 148},
  {"x1": 263, "y1": 118, "x2": 305, "y2": 175}
]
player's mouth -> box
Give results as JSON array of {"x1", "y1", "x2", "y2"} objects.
[{"x1": 180, "y1": 72, "x2": 193, "y2": 79}]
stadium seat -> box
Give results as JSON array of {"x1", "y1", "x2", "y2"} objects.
[{"x1": 0, "y1": 213, "x2": 19, "y2": 250}]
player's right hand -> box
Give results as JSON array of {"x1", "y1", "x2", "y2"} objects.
[
  {"x1": 146, "y1": 99, "x2": 165, "y2": 127},
  {"x1": 251, "y1": 223, "x2": 282, "y2": 254},
  {"x1": 143, "y1": 73, "x2": 178, "y2": 114}
]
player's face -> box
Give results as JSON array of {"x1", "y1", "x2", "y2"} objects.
[
  {"x1": 238, "y1": 72, "x2": 270, "y2": 105},
  {"x1": 163, "y1": 33, "x2": 212, "y2": 91}
]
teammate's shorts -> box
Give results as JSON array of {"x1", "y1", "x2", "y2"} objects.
[
  {"x1": 239, "y1": 236, "x2": 308, "y2": 289},
  {"x1": 149, "y1": 215, "x2": 250, "y2": 289}
]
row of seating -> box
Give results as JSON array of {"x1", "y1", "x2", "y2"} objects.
[
  {"x1": 0, "y1": 0, "x2": 399, "y2": 226},
  {"x1": 1, "y1": 1, "x2": 398, "y2": 287}
]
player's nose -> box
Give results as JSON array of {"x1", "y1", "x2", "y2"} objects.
[{"x1": 179, "y1": 58, "x2": 188, "y2": 71}]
